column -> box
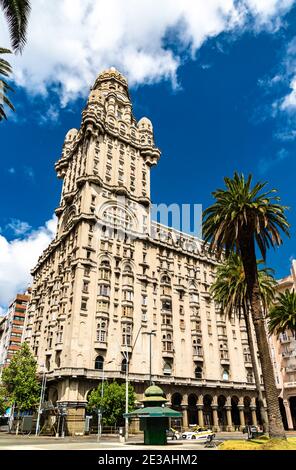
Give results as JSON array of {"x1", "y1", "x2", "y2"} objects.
[
  {"x1": 250, "y1": 406, "x2": 257, "y2": 426},
  {"x1": 225, "y1": 397, "x2": 233, "y2": 431},
  {"x1": 238, "y1": 405, "x2": 245, "y2": 431},
  {"x1": 181, "y1": 405, "x2": 188, "y2": 430},
  {"x1": 197, "y1": 396, "x2": 204, "y2": 428},
  {"x1": 211, "y1": 405, "x2": 219, "y2": 432},
  {"x1": 283, "y1": 399, "x2": 294, "y2": 430}
]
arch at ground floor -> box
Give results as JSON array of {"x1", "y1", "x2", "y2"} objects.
[{"x1": 279, "y1": 394, "x2": 296, "y2": 430}]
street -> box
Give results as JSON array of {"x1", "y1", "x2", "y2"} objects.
[{"x1": 1, "y1": 432, "x2": 295, "y2": 450}]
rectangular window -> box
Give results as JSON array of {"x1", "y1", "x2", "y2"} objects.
[
  {"x1": 82, "y1": 281, "x2": 89, "y2": 293},
  {"x1": 98, "y1": 285, "x2": 110, "y2": 297},
  {"x1": 81, "y1": 299, "x2": 88, "y2": 310}
]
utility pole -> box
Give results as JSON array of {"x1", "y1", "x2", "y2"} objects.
[
  {"x1": 125, "y1": 331, "x2": 129, "y2": 441},
  {"x1": 35, "y1": 364, "x2": 46, "y2": 436}
]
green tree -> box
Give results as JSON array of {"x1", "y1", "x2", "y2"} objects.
[
  {"x1": 210, "y1": 253, "x2": 276, "y2": 432},
  {"x1": 203, "y1": 172, "x2": 289, "y2": 438},
  {"x1": 0, "y1": 385, "x2": 10, "y2": 416},
  {"x1": 0, "y1": 0, "x2": 31, "y2": 120},
  {"x1": 268, "y1": 289, "x2": 296, "y2": 336},
  {"x1": 87, "y1": 381, "x2": 135, "y2": 427},
  {"x1": 1, "y1": 342, "x2": 40, "y2": 432}
]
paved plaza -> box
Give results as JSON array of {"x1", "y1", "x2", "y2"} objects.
[{"x1": 0, "y1": 432, "x2": 294, "y2": 450}]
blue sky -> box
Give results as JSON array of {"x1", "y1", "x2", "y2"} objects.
[{"x1": 0, "y1": 1, "x2": 296, "y2": 310}]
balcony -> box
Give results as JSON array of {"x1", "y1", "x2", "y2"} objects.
[
  {"x1": 94, "y1": 341, "x2": 107, "y2": 350},
  {"x1": 282, "y1": 351, "x2": 296, "y2": 358},
  {"x1": 284, "y1": 381, "x2": 296, "y2": 388},
  {"x1": 193, "y1": 353, "x2": 204, "y2": 362},
  {"x1": 220, "y1": 358, "x2": 230, "y2": 366},
  {"x1": 162, "y1": 350, "x2": 174, "y2": 359},
  {"x1": 280, "y1": 335, "x2": 291, "y2": 344},
  {"x1": 244, "y1": 361, "x2": 253, "y2": 368}
]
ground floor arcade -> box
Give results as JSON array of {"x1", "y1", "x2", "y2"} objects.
[{"x1": 42, "y1": 375, "x2": 264, "y2": 435}]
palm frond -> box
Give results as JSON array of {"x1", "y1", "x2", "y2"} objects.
[
  {"x1": 0, "y1": 47, "x2": 14, "y2": 120},
  {"x1": 0, "y1": 0, "x2": 31, "y2": 53},
  {"x1": 268, "y1": 289, "x2": 296, "y2": 336},
  {"x1": 203, "y1": 172, "x2": 290, "y2": 260}
]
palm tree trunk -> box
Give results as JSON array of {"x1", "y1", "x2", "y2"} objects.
[
  {"x1": 243, "y1": 305, "x2": 268, "y2": 433},
  {"x1": 239, "y1": 232, "x2": 286, "y2": 439}
]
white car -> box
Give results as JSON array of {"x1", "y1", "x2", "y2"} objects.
[{"x1": 181, "y1": 428, "x2": 215, "y2": 441}]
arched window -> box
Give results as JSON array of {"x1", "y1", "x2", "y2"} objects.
[
  {"x1": 247, "y1": 371, "x2": 253, "y2": 383},
  {"x1": 222, "y1": 369, "x2": 229, "y2": 381},
  {"x1": 99, "y1": 260, "x2": 110, "y2": 281},
  {"x1": 102, "y1": 206, "x2": 133, "y2": 231},
  {"x1": 121, "y1": 358, "x2": 127, "y2": 373},
  {"x1": 193, "y1": 338, "x2": 203, "y2": 356},
  {"x1": 195, "y1": 366, "x2": 202, "y2": 379},
  {"x1": 95, "y1": 355, "x2": 104, "y2": 370},
  {"x1": 243, "y1": 347, "x2": 252, "y2": 363},
  {"x1": 163, "y1": 362, "x2": 172, "y2": 375},
  {"x1": 97, "y1": 321, "x2": 107, "y2": 343},
  {"x1": 162, "y1": 333, "x2": 173, "y2": 352},
  {"x1": 122, "y1": 324, "x2": 132, "y2": 345},
  {"x1": 220, "y1": 343, "x2": 229, "y2": 360},
  {"x1": 161, "y1": 275, "x2": 171, "y2": 285}
]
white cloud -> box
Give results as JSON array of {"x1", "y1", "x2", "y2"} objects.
[
  {"x1": 6, "y1": 219, "x2": 31, "y2": 236},
  {"x1": 258, "y1": 147, "x2": 289, "y2": 174},
  {"x1": 281, "y1": 77, "x2": 296, "y2": 110},
  {"x1": 0, "y1": 0, "x2": 294, "y2": 105},
  {"x1": 0, "y1": 216, "x2": 57, "y2": 311}
]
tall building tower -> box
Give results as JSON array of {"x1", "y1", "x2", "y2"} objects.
[
  {"x1": 24, "y1": 68, "x2": 262, "y2": 435},
  {"x1": 0, "y1": 289, "x2": 31, "y2": 371}
]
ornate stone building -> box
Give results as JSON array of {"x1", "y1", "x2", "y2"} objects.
[
  {"x1": 268, "y1": 260, "x2": 296, "y2": 430},
  {"x1": 23, "y1": 68, "x2": 263, "y2": 434}
]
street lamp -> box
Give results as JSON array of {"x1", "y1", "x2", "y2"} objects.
[
  {"x1": 123, "y1": 329, "x2": 130, "y2": 441},
  {"x1": 97, "y1": 358, "x2": 114, "y2": 441},
  {"x1": 35, "y1": 363, "x2": 47, "y2": 436},
  {"x1": 143, "y1": 330, "x2": 156, "y2": 385}
]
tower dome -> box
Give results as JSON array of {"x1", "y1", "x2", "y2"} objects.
[
  {"x1": 93, "y1": 67, "x2": 128, "y2": 90},
  {"x1": 65, "y1": 128, "x2": 78, "y2": 141},
  {"x1": 138, "y1": 117, "x2": 153, "y2": 133}
]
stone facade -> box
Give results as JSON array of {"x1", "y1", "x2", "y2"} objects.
[
  {"x1": 23, "y1": 68, "x2": 263, "y2": 434},
  {"x1": 0, "y1": 290, "x2": 31, "y2": 371},
  {"x1": 269, "y1": 260, "x2": 296, "y2": 430}
]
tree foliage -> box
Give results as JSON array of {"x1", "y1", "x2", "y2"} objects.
[
  {"x1": 268, "y1": 289, "x2": 296, "y2": 336},
  {"x1": 1, "y1": 342, "x2": 41, "y2": 411},
  {"x1": 210, "y1": 253, "x2": 276, "y2": 317},
  {"x1": 203, "y1": 172, "x2": 289, "y2": 260},
  {"x1": 87, "y1": 381, "x2": 135, "y2": 427},
  {"x1": 0, "y1": 47, "x2": 14, "y2": 120},
  {"x1": 0, "y1": 1, "x2": 31, "y2": 120},
  {"x1": 0, "y1": 0, "x2": 31, "y2": 53},
  {"x1": 203, "y1": 172, "x2": 289, "y2": 438},
  {"x1": 0, "y1": 386, "x2": 10, "y2": 416}
]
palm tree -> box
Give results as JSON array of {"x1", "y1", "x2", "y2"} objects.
[
  {"x1": 210, "y1": 253, "x2": 276, "y2": 432},
  {"x1": 268, "y1": 290, "x2": 296, "y2": 336},
  {"x1": 1, "y1": 0, "x2": 31, "y2": 53},
  {"x1": 0, "y1": 0, "x2": 31, "y2": 120},
  {"x1": 0, "y1": 47, "x2": 14, "y2": 120},
  {"x1": 203, "y1": 172, "x2": 290, "y2": 438}
]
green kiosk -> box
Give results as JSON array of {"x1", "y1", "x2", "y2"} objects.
[{"x1": 124, "y1": 385, "x2": 182, "y2": 445}]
